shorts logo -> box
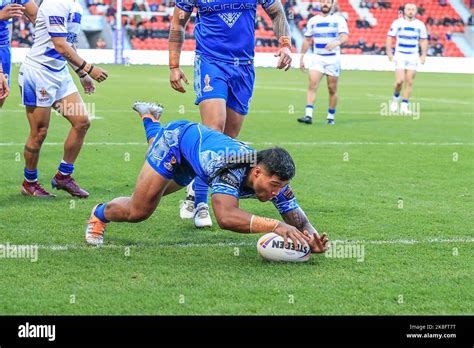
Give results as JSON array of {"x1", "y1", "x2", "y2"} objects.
[
  {"x1": 218, "y1": 12, "x2": 242, "y2": 28},
  {"x1": 38, "y1": 87, "x2": 50, "y2": 103},
  {"x1": 203, "y1": 74, "x2": 214, "y2": 92}
]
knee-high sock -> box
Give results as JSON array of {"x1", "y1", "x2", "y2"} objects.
[
  {"x1": 193, "y1": 176, "x2": 209, "y2": 206},
  {"x1": 142, "y1": 117, "x2": 161, "y2": 142}
]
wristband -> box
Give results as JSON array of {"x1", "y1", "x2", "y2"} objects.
[
  {"x1": 79, "y1": 72, "x2": 87, "y2": 78},
  {"x1": 169, "y1": 65, "x2": 179, "y2": 70},
  {"x1": 279, "y1": 36, "x2": 292, "y2": 49},
  {"x1": 75, "y1": 60, "x2": 87, "y2": 74},
  {"x1": 249, "y1": 215, "x2": 279, "y2": 234},
  {"x1": 87, "y1": 64, "x2": 95, "y2": 74}
]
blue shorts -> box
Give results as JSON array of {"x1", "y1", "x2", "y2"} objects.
[
  {"x1": 0, "y1": 45, "x2": 11, "y2": 87},
  {"x1": 145, "y1": 121, "x2": 195, "y2": 187},
  {"x1": 194, "y1": 54, "x2": 255, "y2": 116}
]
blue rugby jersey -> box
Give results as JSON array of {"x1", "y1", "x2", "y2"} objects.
[
  {"x1": 0, "y1": 0, "x2": 30, "y2": 45},
  {"x1": 175, "y1": 0, "x2": 275, "y2": 65},
  {"x1": 157, "y1": 121, "x2": 300, "y2": 215}
]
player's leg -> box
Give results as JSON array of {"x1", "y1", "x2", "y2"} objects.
[
  {"x1": 298, "y1": 69, "x2": 324, "y2": 124},
  {"x1": 51, "y1": 91, "x2": 91, "y2": 198},
  {"x1": 187, "y1": 98, "x2": 227, "y2": 227},
  {"x1": 21, "y1": 106, "x2": 56, "y2": 197},
  {"x1": 86, "y1": 161, "x2": 170, "y2": 246},
  {"x1": 180, "y1": 55, "x2": 229, "y2": 223},
  {"x1": 326, "y1": 74, "x2": 339, "y2": 125},
  {"x1": 400, "y1": 69, "x2": 416, "y2": 114},
  {"x1": 132, "y1": 101, "x2": 164, "y2": 147},
  {"x1": 391, "y1": 68, "x2": 405, "y2": 112}
]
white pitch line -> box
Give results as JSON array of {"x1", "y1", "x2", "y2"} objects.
[{"x1": 35, "y1": 237, "x2": 474, "y2": 251}]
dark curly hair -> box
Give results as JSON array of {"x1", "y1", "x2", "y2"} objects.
[{"x1": 256, "y1": 147, "x2": 296, "y2": 181}]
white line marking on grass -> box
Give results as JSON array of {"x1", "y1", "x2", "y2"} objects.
[
  {"x1": 36, "y1": 237, "x2": 474, "y2": 251},
  {"x1": 1, "y1": 141, "x2": 473, "y2": 147}
]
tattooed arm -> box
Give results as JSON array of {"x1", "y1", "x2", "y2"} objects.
[
  {"x1": 51, "y1": 37, "x2": 108, "y2": 83},
  {"x1": 168, "y1": 6, "x2": 192, "y2": 93},
  {"x1": 281, "y1": 208, "x2": 328, "y2": 253},
  {"x1": 263, "y1": 0, "x2": 292, "y2": 71}
]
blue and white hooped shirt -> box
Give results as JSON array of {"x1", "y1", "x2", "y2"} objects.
[
  {"x1": 24, "y1": 0, "x2": 82, "y2": 72},
  {"x1": 388, "y1": 17, "x2": 428, "y2": 56}
]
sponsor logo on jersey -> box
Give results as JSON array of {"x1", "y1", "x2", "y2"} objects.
[{"x1": 219, "y1": 170, "x2": 239, "y2": 190}]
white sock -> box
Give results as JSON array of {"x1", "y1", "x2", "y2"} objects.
[{"x1": 305, "y1": 105, "x2": 314, "y2": 118}]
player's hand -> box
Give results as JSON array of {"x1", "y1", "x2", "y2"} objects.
[
  {"x1": 305, "y1": 231, "x2": 329, "y2": 254},
  {"x1": 299, "y1": 58, "x2": 306, "y2": 72},
  {"x1": 0, "y1": 4, "x2": 24, "y2": 21},
  {"x1": 420, "y1": 55, "x2": 426, "y2": 65},
  {"x1": 273, "y1": 222, "x2": 311, "y2": 251},
  {"x1": 80, "y1": 75, "x2": 96, "y2": 95},
  {"x1": 388, "y1": 54, "x2": 394, "y2": 62},
  {"x1": 170, "y1": 67, "x2": 189, "y2": 93},
  {"x1": 0, "y1": 75, "x2": 9, "y2": 100},
  {"x1": 88, "y1": 66, "x2": 108, "y2": 83},
  {"x1": 325, "y1": 41, "x2": 340, "y2": 51},
  {"x1": 274, "y1": 47, "x2": 292, "y2": 71}
]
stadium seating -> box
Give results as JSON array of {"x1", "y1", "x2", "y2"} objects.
[{"x1": 9, "y1": 0, "x2": 468, "y2": 56}]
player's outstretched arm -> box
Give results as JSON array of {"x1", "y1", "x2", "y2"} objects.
[
  {"x1": 281, "y1": 207, "x2": 328, "y2": 253},
  {"x1": 212, "y1": 193, "x2": 310, "y2": 249},
  {"x1": 51, "y1": 36, "x2": 108, "y2": 83},
  {"x1": 168, "y1": 7, "x2": 192, "y2": 93},
  {"x1": 264, "y1": 0, "x2": 292, "y2": 71}
]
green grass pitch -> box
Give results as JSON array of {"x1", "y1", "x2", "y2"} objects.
[{"x1": 0, "y1": 65, "x2": 472, "y2": 315}]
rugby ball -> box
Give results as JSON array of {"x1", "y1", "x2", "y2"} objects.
[{"x1": 257, "y1": 233, "x2": 311, "y2": 262}]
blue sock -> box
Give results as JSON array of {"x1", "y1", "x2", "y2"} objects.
[
  {"x1": 402, "y1": 99, "x2": 409, "y2": 104},
  {"x1": 94, "y1": 203, "x2": 110, "y2": 223},
  {"x1": 394, "y1": 92, "x2": 400, "y2": 98},
  {"x1": 58, "y1": 160, "x2": 74, "y2": 176},
  {"x1": 24, "y1": 168, "x2": 38, "y2": 183},
  {"x1": 193, "y1": 177, "x2": 209, "y2": 206},
  {"x1": 143, "y1": 118, "x2": 161, "y2": 142},
  {"x1": 328, "y1": 108, "x2": 336, "y2": 119}
]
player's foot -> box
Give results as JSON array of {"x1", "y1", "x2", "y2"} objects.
[
  {"x1": 51, "y1": 173, "x2": 89, "y2": 198},
  {"x1": 194, "y1": 203, "x2": 213, "y2": 228},
  {"x1": 326, "y1": 118, "x2": 335, "y2": 125},
  {"x1": 390, "y1": 100, "x2": 399, "y2": 113},
  {"x1": 21, "y1": 180, "x2": 56, "y2": 198},
  {"x1": 85, "y1": 204, "x2": 107, "y2": 246},
  {"x1": 179, "y1": 184, "x2": 195, "y2": 219},
  {"x1": 297, "y1": 115, "x2": 313, "y2": 124},
  {"x1": 132, "y1": 101, "x2": 164, "y2": 122},
  {"x1": 400, "y1": 103, "x2": 412, "y2": 115}
]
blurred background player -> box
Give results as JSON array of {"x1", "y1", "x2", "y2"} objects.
[
  {"x1": 297, "y1": 0, "x2": 348, "y2": 125},
  {"x1": 168, "y1": 0, "x2": 293, "y2": 228},
  {"x1": 19, "y1": 0, "x2": 108, "y2": 198},
  {"x1": 0, "y1": 0, "x2": 37, "y2": 108},
  {"x1": 386, "y1": 3, "x2": 428, "y2": 115},
  {"x1": 86, "y1": 102, "x2": 328, "y2": 255}
]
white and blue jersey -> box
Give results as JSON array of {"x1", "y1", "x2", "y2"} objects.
[
  {"x1": 0, "y1": 0, "x2": 30, "y2": 85},
  {"x1": 304, "y1": 13, "x2": 348, "y2": 57},
  {"x1": 146, "y1": 120, "x2": 300, "y2": 215},
  {"x1": 175, "y1": 0, "x2": 275, "y2": 65},
  {"x1": 388, "y1": 17, "x2": 427, "y2": 56},
  {"x1": 24, "y1": 0, "x2": 83, "y2": 72}
]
